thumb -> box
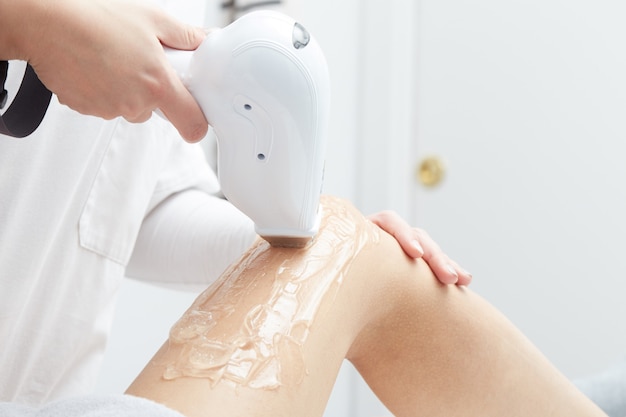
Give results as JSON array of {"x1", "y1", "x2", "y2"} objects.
[{"x1": 157, "y1": 14, "x2": 206, "y2": 51}]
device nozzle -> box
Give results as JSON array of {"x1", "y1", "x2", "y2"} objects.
[{"x1": 261, "y1": 235, "x2": 314, "y2": 249}]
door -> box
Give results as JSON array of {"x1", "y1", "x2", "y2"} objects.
[{"x1": 412, "y1": 0, "x2": 626, "y2": 380}]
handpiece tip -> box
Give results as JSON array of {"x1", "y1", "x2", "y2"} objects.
[{"x1": 262, "y1": 235, "x2": 313, "y2": 249}]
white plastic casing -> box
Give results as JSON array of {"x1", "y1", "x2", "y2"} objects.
[{"x1": 166, "y1": 11, "x2": 330, "y2": 242}]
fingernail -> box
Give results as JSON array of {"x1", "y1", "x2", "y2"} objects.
[
  {"x1": 411, "y1": 239, "x2": 424, "y2": 256},
  {"x1": 447, "y1": 264, "x2": 459, "y2": 283}
]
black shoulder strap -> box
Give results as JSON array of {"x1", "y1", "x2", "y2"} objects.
[{"x1": 0, "y1": 61, "x2": 52, "y2": 138}]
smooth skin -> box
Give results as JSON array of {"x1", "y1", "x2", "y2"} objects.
[
  {"x1": 127, "y1": 196, "x2": 604, "y2": 417},
  {"x1": 0, "y1": 0, "x2": 208, "y2": 142}
]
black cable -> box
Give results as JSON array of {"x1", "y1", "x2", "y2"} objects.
[
  {"x1": 1, "y1": 61, "x2": 9, "y2": 109},
  {"x1": 0, "y1": 62, "x2": 52, "y2": 138}
]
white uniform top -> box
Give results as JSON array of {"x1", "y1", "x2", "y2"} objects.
[{"x1": 0, "y1": 86, "x2": 256, "y2": 403}]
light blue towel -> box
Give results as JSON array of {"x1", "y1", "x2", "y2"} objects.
[
  {"x1": 574, "y1": 357, "x2": 626, "y2": 417},
  {"x1": 0, "y1": 395, "x2": 184, "y2": 417}
]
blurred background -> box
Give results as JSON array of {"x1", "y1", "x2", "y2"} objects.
[{"x1": 96, "y1": 1, "x2": 626, "y2": 415}]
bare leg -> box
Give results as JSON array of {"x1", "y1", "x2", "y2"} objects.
[{"x1": 126, "y1": 196, "x2": 605, "y2": 417}]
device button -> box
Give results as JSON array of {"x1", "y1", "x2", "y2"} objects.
[
  {"x1": 292, "y1": 22, "x2": 310, "y2": 49},
  {"x1": 233, "y1": 95, "x2": 273, "y2": 162}
]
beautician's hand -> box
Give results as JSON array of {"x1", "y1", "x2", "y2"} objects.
[
  {"x1": 368, "y1": 211, "x2": 472, "y2": 286},
  {"x1": 0, "y1": 0, "x2": 208, "y2": 142}
]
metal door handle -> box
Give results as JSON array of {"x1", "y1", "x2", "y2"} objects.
[{"x1": 416, "y1": 156, "x2": 445, "y2": 187}]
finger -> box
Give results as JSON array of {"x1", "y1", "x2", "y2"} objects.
[
  {"x1": 158, "y1": 70, "x2": 209, "y2": 142},
  {"x1": 414, "y1": 229, "x2": 460, "y2": 285},
  {"x1": 155, "y1": 10, "x2": 206, "y2": 51},
  {"x1": 152, "y1": 15, "x2": 208, "y2": 141},
  {"x1": 368, "y1": 211, "x2": 424, "y2": 258},
  {"x1": 424, "y1": 255, "x2": 459, "y2": 285},
  {"x1": 413, "y1": 228, "x2": 473, "y2": 285},
  {"x1": 449, "y1": 259, "x2": 473, "y2": 286}
]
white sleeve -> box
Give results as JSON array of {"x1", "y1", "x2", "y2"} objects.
[
  {"x1": 125, "y1": 188, "x2": 257, "y2": 291},
  {"x1": 124, "y1": 124, "x2": 257, "y2": 290}
]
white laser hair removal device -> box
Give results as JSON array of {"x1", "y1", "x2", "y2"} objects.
[{"x1": 164, "y1": 10, "x2": 330, "y2": 248}]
